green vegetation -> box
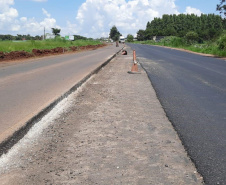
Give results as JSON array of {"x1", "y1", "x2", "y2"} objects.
[
  {"x1": 217, "y1": 0, "x2": 226, "y2": 16},
  {"x1": 135, "y1": 13, "x2": 226, "y2": 57},
  {"x1": 51, "y1": 28, "x2": 61, "y2": 36},
  {"x1": 109, "y1": 26, "x2": 121, "y2": 42},
  {"x1": 0, "y1": 38, "x2": 102, "y2": 53},
  {"x1": 137, "y1": 14, "x2": 224, "y2": 41},
  {"x1": 0, "y1": 34, "x2": 42, "y2": 41},
  {"x1": 135, "y1": 35, "x2": 226, "y2": 57},
  {"x1": 127, "y1": 34, "x2": 134, "y2": 42},
  {"x1": 0, "y1": 34, "x2": 94, "y2": 41},
  {"x1": 74, "y1": 35, "x2": 93, "y2": 40}
]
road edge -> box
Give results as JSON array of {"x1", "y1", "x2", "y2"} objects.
[{"x1": 137, "y1": 56, "x2": 205, "y2": 184}]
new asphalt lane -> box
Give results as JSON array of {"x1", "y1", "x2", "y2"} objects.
[{"x1": 127, "y1": 43, "x2": 226, "y2": 185}]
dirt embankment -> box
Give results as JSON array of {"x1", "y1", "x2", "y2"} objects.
[{"x1": 0, "y1": 44, "x2": 106, "y2": 62}]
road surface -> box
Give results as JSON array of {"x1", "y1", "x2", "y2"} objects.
[
  {"x1": 0, "y1": 45, "x2": 203, "y2": 185},
  {"x1": 127, "y1": 43, "x2": 226, "y2": 185},
  {"x1": 0, "y1": 44, "x2": 123, "y2": 144}
]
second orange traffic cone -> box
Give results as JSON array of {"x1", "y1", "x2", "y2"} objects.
[{"x1": 131, "y1": 50, "x2": 138, "y2": 72}]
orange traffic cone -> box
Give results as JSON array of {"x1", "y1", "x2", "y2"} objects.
[{"x1": 128, "y1": 50, "x2": 140, "y2": 74}]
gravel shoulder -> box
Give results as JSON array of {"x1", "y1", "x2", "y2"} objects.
[{"x1": 0, "y1": 46, "x2": 203, "y2": 184}]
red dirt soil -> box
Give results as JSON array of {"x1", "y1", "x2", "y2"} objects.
[{"x1": 0, "y1": 44, "x2": 106, "y2": 62}]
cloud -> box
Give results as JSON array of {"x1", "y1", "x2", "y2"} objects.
[
  {"x1": 42, "y1": 8, "x2": 51, "y2": 18},
  {"x1": 0, "y1": 0, "x2": 19, "y2": 32},
  {"x1": 0, "y1": 0, "x2": 14, "y2": 11},
  {"x1": 60, "y1": 21, "x2": 79, "y2": 36},
  {"x1": 73, "y1": 0, "x2": 179, "y2": 38},
  {"x1": 0, "y1": 0, "x2": 58, "y2": 35},
  {"x1": 0, "y1": 0, "x2": 203, "y2": 38},
  {"x1": 20, "y1": 9, "x2": 58, "y2": 35},
  {"x1": 185, "y1": 6, "x2": 202, "y2": 16},
  {"x1": 20, "y1": 17, "x2": 57, "y2": 34},
  {"x1": 0, "y1": 0, "x2": 18, "y2": 21}
]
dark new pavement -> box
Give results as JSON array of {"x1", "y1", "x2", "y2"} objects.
[{"x1": 127, "y1": 43, "x2": 226, "y2": 185}]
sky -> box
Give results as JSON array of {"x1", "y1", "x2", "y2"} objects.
[{"x1": 0, "y1": 0, "x2": 221, "y2": 38}]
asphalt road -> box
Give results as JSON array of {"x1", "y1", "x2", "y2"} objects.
[
  {"x1": 0, "y1": 44, "x2": 123, "y2": 143},
  {"x1": 127, "y1": 43, "x2": 226, "y2": 185},
  {"x1": 0, "y1": 46, "x2": 203, "y2": 185}
]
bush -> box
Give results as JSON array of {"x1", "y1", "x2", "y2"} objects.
[
  {"x1": 185, "y1": 31, "x2": 199, "y2": 45},
  {"x1": 170, "y1": 37, "x2": 184, "y2": 47},
  {"x1": 217, "y1": 34, "x2": 226, "y2": 50},
  {"x1": 158, "y1": 36, "x2": 184, "y2": 47}
]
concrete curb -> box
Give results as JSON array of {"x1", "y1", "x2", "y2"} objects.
[{"x1": 0, "y1": 47, "x2": 123, "y2": 157}]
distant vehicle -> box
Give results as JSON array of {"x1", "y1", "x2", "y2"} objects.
[{"x1": 119, "y1": 36, "x2": 125, "y2": 43}]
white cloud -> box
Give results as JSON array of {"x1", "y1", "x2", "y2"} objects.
[
  {"x1": 0, "y1": 0, "x2": 203, "y2": 38},
  {"x1": 20, "y1": 17, "x2": 27, "y2": 22},
  {"x1": 11, "y1": 24, "x2": 20, "y2": 31},
  {"x1": 185, "y1": 6, "x2": 202, "y2": 16},
  {"x1": 42, "y1": 8, "x2": 51, "y2": 18},
  {"x1": 0, "y1": 0, "x2": 58, "y2": 35},
  {"x1": 0, "y1": 8, "x2": 18, "y2": 22},
  {"x1": 0, "y1": 0, "x2": 14, "y2": 11},
  {"x1": 19, "y1": 17, "x2": 57, "y2": 35},
  {"x1": 0, "y1": 0, "x2": 18, "y2": 21},
  {"x1": 0, "y1": 0, "x2": 19, "y2": 33},
  {"x1": 60, "y1": 21, "x2": 79, "y2": 36},
  {"x1": 18, "y1": 9, "x2": 58, "y2": 35},
  {"x1": 73, "y1": 0, "x2": 179, "y2": 38}
]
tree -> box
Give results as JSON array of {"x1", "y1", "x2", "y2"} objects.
[
  {"x1": 109, "y1": 26, "x2": 120, "y2": 41},
  {"x1": 74, "y1": 35, "x2": 87, "y2": 40},
  {"x1": 16, "y1": 34, "x2": 23, "y2": 40},
  {"x1": 34, "y1": 35, "x2": 42, "y2": 40},
  {"x1": 127, "y1": 34, "x2": 134, "y2": 42},
  {"x1": 217, "y1": 0, "x2": 226, "y2": 16},
  {"x1": 137, "y1": 29, "x2": 146, "y2": 41},
  {"x1": 52, "y1": 28, "x2": 61, "y2": 36},
  {"x1": 143, "y1": 13, "x2": 223, "y2": 41},
  {"x1": 25, "y1": 34, "x2": 32, "y2": 40}
]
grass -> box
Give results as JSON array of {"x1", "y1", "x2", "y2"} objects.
[
  {"x1": 133, "y1": 36, "x2": 226, "y2": 57},
  {"x1": 0, "y1": 38, "x2": 103, "y2": 53}
]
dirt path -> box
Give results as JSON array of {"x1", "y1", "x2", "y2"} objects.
[{"x1": 0, "y1": 46, "x2": 203, "y2": 184}]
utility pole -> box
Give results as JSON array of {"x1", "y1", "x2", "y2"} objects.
[{"x1": 44, "y1": 27, "x2": 45, "y2": 40}]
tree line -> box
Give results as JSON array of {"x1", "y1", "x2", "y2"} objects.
[
  {"x1": 137, "y1": 14, "x2": 225, "y2": 42},
  {"x1": 0, "y1": 28, "x2": 93, "y2": 41},
  {"x1": 0, "y1": 28, "x2": 61, "y2": 41},
  {"x1": 0, "y1": 34, "x2": 42, "y2": 41},
  {"x1": 0, "y1": 34, "x2": 92, "y2": 41}
]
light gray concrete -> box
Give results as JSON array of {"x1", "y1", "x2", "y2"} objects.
[{"x1": 0, "y1": 44, "x2": 123, "y2": 143}]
